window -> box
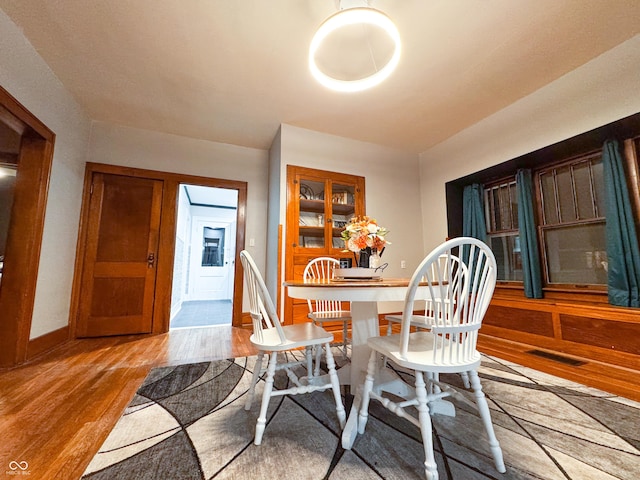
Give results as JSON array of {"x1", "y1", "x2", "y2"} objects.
[
  {"x1": 482, "y1": 153, "x2": 608, "y2": 288},
  {"x1": 447, "y1": 112, "x2": 640, "y2": 298},
  {"x1": 484, "y1": 180, "x2": 522, "y2": 281},
  {"x1": 537, "y1": 153, "x2": 607, "y2": 286},
  {"x1": 202, "y1": 227, "x2": 225, "y2": 267}
]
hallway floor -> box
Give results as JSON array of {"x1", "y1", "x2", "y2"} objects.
[{"x1": 170, "y1": 300, "x2": 232, "y2": 329}]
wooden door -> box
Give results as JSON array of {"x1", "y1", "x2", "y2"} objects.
[{"x1": 76, "y1": 173, "x2": 163, "y2": 337}]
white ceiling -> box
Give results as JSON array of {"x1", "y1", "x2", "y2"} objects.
[
  {"x1": 184, "y1": 184, "x2": 238, "y2": 208},
  {"x1": 1, "y1": 0, "x2": 639, "y2": 154}
]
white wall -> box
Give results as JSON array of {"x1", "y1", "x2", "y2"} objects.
[
  {"x1": 266, "y1": 127, "x2": 282, "y2": 299},
  {"x1": 419, "y1": 34, "x2": 640, "y2": 251},
  {"x1": 0, "y1": 9, "x2": 92, "y2": 339},
  {"x1": 170, "y1": 186, "x2": 192, "y2": 317},
  {"x1": 87, "y1": 122, "x2": 270, "y2": 312}
]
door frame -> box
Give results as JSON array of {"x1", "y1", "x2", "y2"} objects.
[
  {"x1": 0, "y1": 86, "x2": 55, "y2": 367},
  {"x1": 70, "y1": 162, "x2": 247, "y2": 336}
]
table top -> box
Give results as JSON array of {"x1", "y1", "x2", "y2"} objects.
[
  {"x1": 284, "y1": 278, "x2": 412, "y2": 288},
  {"x1": 284, "y1": 278, "x2": 423, "y2": 302}
]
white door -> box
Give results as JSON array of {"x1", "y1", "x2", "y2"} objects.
[{"x1": 188, "y1": 218, "x2": 236, "y2": 300}]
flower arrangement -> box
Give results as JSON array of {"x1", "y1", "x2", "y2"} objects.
[{"x1": 340, "y1": 215, "x2": 390, "y2": 253}]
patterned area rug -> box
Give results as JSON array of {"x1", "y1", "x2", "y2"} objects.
[{"x1": 82, "y1": 352, "x2": 640, "y2": 479}]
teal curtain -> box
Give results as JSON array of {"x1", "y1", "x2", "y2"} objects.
[
  {"x1": 516, "y1": 169, "x2": 543, "y2": 298},
  {"x1": 462, "y1": 184, "x2": 486, "y2": 241},
  {"x1": 602, "y1": 139, "x2": 640, "y2": 307},
  {"x1": 462, "y1": 184, "x2": 487, "y2": 271}
]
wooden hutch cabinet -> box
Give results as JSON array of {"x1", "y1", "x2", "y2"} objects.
[{"x1": 284, "y1": 165, "x2": 365, "y2": 330}]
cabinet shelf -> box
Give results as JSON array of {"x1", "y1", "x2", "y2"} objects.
[
  {"x1": 299, "y1": 226, "x2": 324, "y2": 237},
  {"x1": 299, "y1": 199, "x2": 355, "y2": 216},
  {"x1": 332, "y1": 203, "x2": 356, "y2": 215},
  {"x1": 299, "y1": 198, "x2": 325, "y2": 213}
]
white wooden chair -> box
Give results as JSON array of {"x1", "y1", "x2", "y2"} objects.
[
  {"x1": 384, "y1": 254, "x2": 471, "y2": 388},
  {"x1": 303, "y1": 257, "x2": 351, "y2": 370},
  {"x1": 240, "y1": 250, "x2": 346, "y2": 445},
  {"x1": 357, "y1": 237, "x2": 505, "y2": 480}
]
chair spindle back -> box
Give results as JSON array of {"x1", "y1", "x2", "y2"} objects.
[
  {"x1": 399, "y1": 238, "x2": 496, "y2": 365},
  {"x1": 303, "y1": 257, "x2": 344, "y2": 314},
  {"x1": 240, "y1": 250, "x2": 286, "y2": 344}
]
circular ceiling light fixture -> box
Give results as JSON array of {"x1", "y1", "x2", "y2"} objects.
[{"x1": 309, "y1": 2, "x2": 401, "y2": 93}]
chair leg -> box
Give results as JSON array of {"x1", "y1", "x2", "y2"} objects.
[
  {"x1": 460, "y1": 371, "x2": 471, "y2": 389},
  {"x1": 314, "y1": 343, "x2": 322, "y2": 377},
  {"x1": 468, "y1": 370, "x2": 506, "y2": 473},
  {"x1": 254, "y1": 351, "x2": 278, "y2": 445},
  {"x1": 324, "y1": 342, "x2": 346, "y2": 428},
  {"x1": 415, "y1": 371, "x2": 439, "y2": 480},
  {"x1": 305, "y1": 346, "x2": 313, "y2": 378},
  {"x1": 428, "y1": 372, "x2": 441, "y2": 395},
  {"x1": 245, "y1": 351, "x2": 264, "y2": 411},
  {"x1": 357, "y1": 349, "x2": 378, "y2": 434},
  {"x1": 342, "y1": 321, "x2": 349, "y2": 360}
]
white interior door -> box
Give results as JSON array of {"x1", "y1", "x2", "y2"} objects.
[{"x1": 188, "y1": 218, "x2": 235, "y2": 300}]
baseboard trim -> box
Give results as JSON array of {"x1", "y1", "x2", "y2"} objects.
[{"x1": 27, "y1": 326, "x2": 69, "y2": 361}]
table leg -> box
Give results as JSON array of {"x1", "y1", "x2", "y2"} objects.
[
  {"x1": 348, "y1": 301, "x2": 379, "y2": 387},
  {"x1": 342, "y1": 301, "x2": 378, "y2": 449}
]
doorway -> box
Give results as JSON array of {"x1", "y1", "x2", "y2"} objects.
[
  {"x1": 0, "y1": 86, "x2": 54, "y2": 366},
  {"x1": 71, "y1": 163, "x2": 247, "y2": 338},
  {"x1": 170, "y1": 184, "x2": 238, "y2": 329}
]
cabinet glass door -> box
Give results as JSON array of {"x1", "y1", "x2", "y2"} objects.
[
  {"x1": 298, "y1": 178, "x2": 326, "y2": 249},
  {"x1": 330, "y1": 182, "x2": 356, "y2": 250}
]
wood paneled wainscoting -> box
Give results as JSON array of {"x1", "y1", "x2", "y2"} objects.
[{"x1": 477, "y1": 288, "x2": 640, "y2": 401}]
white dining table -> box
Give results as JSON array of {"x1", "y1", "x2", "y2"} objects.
[{"x1": 285, "y1": 277, "x2": 450, "y2": 449}]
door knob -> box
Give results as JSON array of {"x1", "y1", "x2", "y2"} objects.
[{"x1": 147, "y1": 253, "x2": 155, "y2": 268}]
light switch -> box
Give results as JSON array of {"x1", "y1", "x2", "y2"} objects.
[{"x1": 249, "y1": 238, "x2": 255, "y2": 247}]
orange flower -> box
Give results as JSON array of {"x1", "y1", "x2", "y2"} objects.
[{"x1": 341, "y1": 215, "x2": 390, "y2": 253}]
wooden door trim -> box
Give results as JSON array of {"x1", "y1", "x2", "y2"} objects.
[
  {"x1": 0, "y1": 87, "x2": 55, "y2": 142},
  {"x1": 70, "y1": 163, "x2": 247, "y2": 337},
  {"x1": 0, "y1": 86, "x2": 55, "y2": 367}
]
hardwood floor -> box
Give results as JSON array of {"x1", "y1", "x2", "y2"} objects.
[
  {"x1": 0, "y1": 326, "x2": 255, "y2": 480},
  {"x1": 1, "y1": 325, "x2": 637, "y2": 480}
]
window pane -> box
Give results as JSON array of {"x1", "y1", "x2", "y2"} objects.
[
  {"x1": 509, "y1": 183, "x2": 518, "y2": 229},
  {"x1": 485, "y1": 181, "x2": 517, "y2": 233},
  {"x1": 491, "y1": 188, "x2": 501, "y2": 230},
  {"x1": 543, "y1": 223, "x2": 607, "y2": 285},
  {"x1": 540, "y1": 172, "x2": 558, "y2": 225},
  {"x1": 299, "y1": 178, "x2": 326, "y2": 249},
  {"x1": 556, "y1": 166, "x2": 576, "y2": 222},
  {"x1": 591, "y1": 159, "x2": 606, "y2": 217},
  {"x1": 332, "y1": 182, "x2": 356, "y2": 236},
  {"x1": 484, "y1": 189, "x2": 494, "y2": 231},
  {"x1": 489, "y1": 234, "x2": 523, "y2": 281},
  {"x1": 202, "y1": 227, "x2": 225, "y2": 266},
  {"x1": 332, "y1": 183, "x2": 355, "y2": 205},
  {"x1": 498, "y1": 185, "x2": 511, "y2": 230},
  {"x1": 573, "y1": 162, "x2": 595, "y2": 220}
]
